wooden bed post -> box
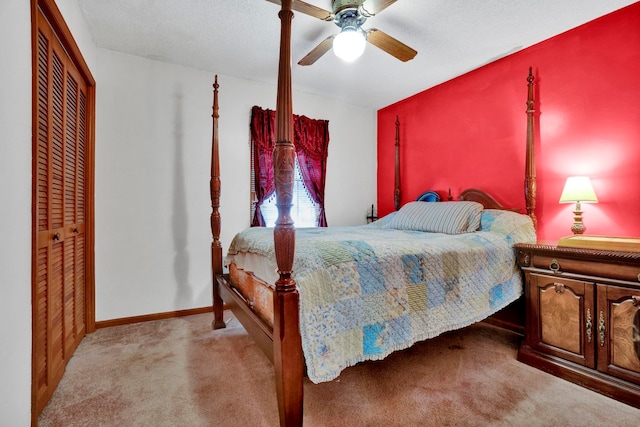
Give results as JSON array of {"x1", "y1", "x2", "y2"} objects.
[
  {"x1": 394, "y1": 115, "x2": 401, "y2": 211},
  {"x1": 211, "y1": 75, "x2": 226, "y2": 330},
  {"x1": 273, "y1": 1, "x2": 304, "y2": 426},
  {"x1": 525, "y1": 67, "x2": 537, "y2": 229}
]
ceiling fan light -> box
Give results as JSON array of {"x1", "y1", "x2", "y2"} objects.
[{"x1": 333, "y1": 28, "x2": 366, "y2": 62}]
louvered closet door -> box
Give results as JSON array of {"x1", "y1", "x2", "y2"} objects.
[{"x1": 34, "y1": 9, "x2": 87, "y2": 414}]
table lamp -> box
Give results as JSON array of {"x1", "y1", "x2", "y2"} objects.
[{"x1": 559, "y1": 176, "x2": 598, "y2": 234}]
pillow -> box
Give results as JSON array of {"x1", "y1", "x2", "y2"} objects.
[
  {"x1": 479, "y1": 209, "x2": 536, "y2": 243},
  {"x1": 387, "y1": 201, "x2": 483, "y2": 234}
]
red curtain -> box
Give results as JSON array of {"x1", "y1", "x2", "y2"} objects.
[
  {"x1": 250, "y1": 106, "x2": 330, "y2": 227},
  {"x1": 250, "y1": 106, "x2": 276, "y2": 226},
  {"x1": 294, "y1": 114, "x2": 330, "y2": 227}
]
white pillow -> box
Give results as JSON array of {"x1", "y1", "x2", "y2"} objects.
[{"x1": 387, "y1": 201, "x2": 483, "y2": 234}]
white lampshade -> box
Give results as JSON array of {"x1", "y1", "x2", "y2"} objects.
[
  {"x1": 559, "y1": 176, "x2": 598, "y2": 203},
  {"x1": 333, "y1": 28, "x2": 366, "y2": 62}
]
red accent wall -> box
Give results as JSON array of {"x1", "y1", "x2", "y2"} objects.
[{"x1": 377, "y1": 2, "x2": 640, "y2": 242}]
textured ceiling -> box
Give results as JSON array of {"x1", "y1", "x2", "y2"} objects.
[{"x1": 76, "y1": 0, "x2": 637, "y2": 109}]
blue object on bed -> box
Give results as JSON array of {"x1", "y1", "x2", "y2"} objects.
[{"x1": 416, "y1": 190, "x2": 441, "y2": 202}]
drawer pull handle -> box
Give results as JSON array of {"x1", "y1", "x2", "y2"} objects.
[
  {"x1": 632, "y1": 296, "x2": 640, "y2": 308},
  {"x1": 553, "y1": 283, "x2": 565, "y2": 293},
  {"x1": 549, "y1": 259, "x2": 560, "y2": 273},
  {"x1": 586, "y1": 309, "x2": 592, "y2": 343},
  {"x1": 599, "y1": 311, "x2": 606, "y2": 347}
]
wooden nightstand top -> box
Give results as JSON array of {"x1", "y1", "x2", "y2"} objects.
[
  {"x1": 514, "y1": 242, "x2": 640, "y2": 285},
  {"x1": 514, "y1": 242, "x2": 640, "y2": 263},
  {"x1": 558, "y1": 235, "x2": 640, "y2": 253}
]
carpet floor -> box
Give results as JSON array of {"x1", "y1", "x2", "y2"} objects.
[{"x1": 39, "y1": 311, "x2": 640, "y2": 426}]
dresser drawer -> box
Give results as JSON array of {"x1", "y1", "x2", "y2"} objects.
[
  {"x1": 516, "y1": 244, "x2": 640, "y2": 285},
  {"x1": 530, "y1": 253, "x2": 640, "y2": 284}
]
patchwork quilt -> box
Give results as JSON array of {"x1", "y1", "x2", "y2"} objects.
[{"x1": 225, "y1": 209, "x2": 536, "y2": 383}]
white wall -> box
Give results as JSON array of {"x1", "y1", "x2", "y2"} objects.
[
  {"x1": 0, "y1": 1, "x2": 33, "y2": 424},
  {"x1": 95, "y1": 49, "x2": 377, "y2": 321},
  {"x1": 55, "y1": 0, "x2": 97, "y2": 71}
]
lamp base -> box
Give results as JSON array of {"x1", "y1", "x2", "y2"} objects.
[
  {"x1": 570, "y1": 206, "x2": 586, "y2": 235},
  {"x1": 571, "y1": 222, "x2": 586, "y2": 235}
]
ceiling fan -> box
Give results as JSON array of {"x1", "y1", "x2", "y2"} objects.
[{"x1": 266, "y1": 0, "x2": 417, "y2": 65}]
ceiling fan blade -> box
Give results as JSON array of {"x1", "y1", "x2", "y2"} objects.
[
  {"x1": 366, "y1": 28, "x2": 417, "y2": 62},
  {"x1": 361, "y1": 0, "x2": 397, "y2": 16},
  {"x1": 265, "y1": 0, "x2": 333, "y2": 21},
  {"x1": 298, "y1": 35, "x2": 335, "y2": 66}
]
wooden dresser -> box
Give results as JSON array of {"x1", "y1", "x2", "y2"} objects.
[{"x1": 513, "y1": 243, "x2": 640, "y2": 408}]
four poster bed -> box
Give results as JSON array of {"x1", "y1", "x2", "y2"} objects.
[{"x1": 210, "y1": 2, "x2": 537, "y2": 425}]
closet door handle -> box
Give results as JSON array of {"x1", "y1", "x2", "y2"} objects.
[
  {"x1": 52, "y1": 232, "x2": 60, "y2": 241},
  {"x1": 586, "y1": 309, "x2": 592, "y2": 343}
]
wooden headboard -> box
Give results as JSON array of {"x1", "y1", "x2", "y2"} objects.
[
  {"x1": 415, "y1": 188, "x2": 522, "y2": 212},
  {"x1": 458, "y1": 188, "x2": 521, "y2": 212}
]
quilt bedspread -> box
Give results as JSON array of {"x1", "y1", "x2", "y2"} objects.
[{"x1": 225, "y1": 209, "x2": 536, "y2": 383}]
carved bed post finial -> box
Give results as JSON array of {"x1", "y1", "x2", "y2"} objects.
[
  {"x1": 273, "y1": 1, "x2": 304, "y2": 425},
  {"x1": 211, "y1": 75, "x2": 226, "y2": 330},
  {"x1": 525, "y1": 67, "x2": 537, "y2": 230},
  {"x1": 394, "y1": 116, "x2": 401, "y2": 211}
]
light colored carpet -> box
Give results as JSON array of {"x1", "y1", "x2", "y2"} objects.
[{"x1": 39, "y1": 311, "x2": 640, "y2": 426}]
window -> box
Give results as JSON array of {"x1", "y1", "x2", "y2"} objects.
[
  {"x1": 249, "y1": 106, "x2": 329, "y2": 227},
  {"x1": 255, "y1": 157, "x2": 320, "y2": 228}
]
